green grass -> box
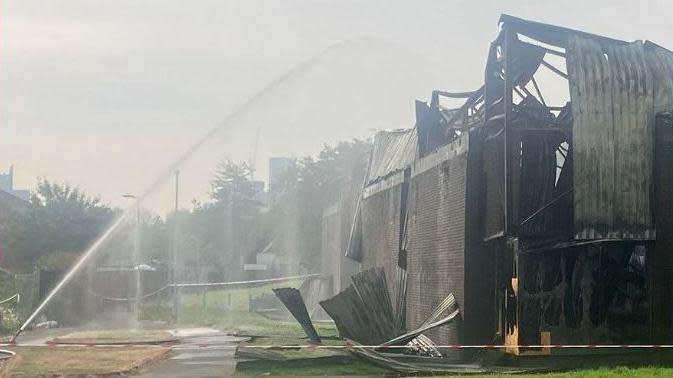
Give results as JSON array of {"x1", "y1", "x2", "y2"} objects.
[
  {"x1": 144, "y1": 281, "x2": 338, "y2": 339},
  {"x1": 180, "y1": 307, "x2": 338, "y2": 338},
  {"x1": 444, "y1": 367, "x2": 673, "y2": 377},
  {"x1": 234, "y1": 363, "x2": 673, "y2": 377},
  {"x1": 180, "y1": 279, "x2": 304, "y2": 312},
  {"x1": 142, "y1": 285, "x2": 673, "y2": 377},
  {"x1": 234, "y1": 355, "x2": 390, "y2": 376}
]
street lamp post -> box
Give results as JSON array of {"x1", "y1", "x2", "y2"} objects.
[{"x1": 172, "y1": 170, "x2": 180, "y2": 322}]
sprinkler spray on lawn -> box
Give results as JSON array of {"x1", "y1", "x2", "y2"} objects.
[{"x1": 11, "y1": 40, "x2": 353, "y2": 343}]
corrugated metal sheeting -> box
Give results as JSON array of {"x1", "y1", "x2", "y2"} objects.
[
  {"x1": 567, "y1": 36, "x2": 658, "y2": 239},
  {"x1": 367, "y1": 129, "x2": 417, "y2": 183},
  {"x1": 645, "y1": 43, "x2": 673, "y2": 113}
]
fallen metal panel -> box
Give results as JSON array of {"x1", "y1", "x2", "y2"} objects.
[
  {"x1": 349, "y1": 343, "x2": 488, "y2": 374},
  {"x1": 567, "y1": 36, "x2": 655, "y2": 239},
  {"x1": 348, "y1": 339, "x2": 531, "y2": 374},
  {"x1": 419, "y1": 292, "x2": 457, "y2": 328},
  {"x1": 380, "y1": 293, "x2": 458, "y2": 348},
  {"x1": 273, "y1": 288, "x2": 321, "y2": 343},
  {"x1": 318, "y1": 286, "x2": 365, "y2": 341},
  {"x1": 405, "y1": 334, "x2": 442, "y2": 357},
  {"x1": 297, "y1": 276, "x2": 325, "y2": 318},
  {"x1": 381, "y1": 309, "x2": 460, "y2": 347},
  {"x1": 319, "y1": 267, "x2": 397, "y2": 345},
  {"x1": 352, "y1": 268, "x2": 397, "y2": 338}
]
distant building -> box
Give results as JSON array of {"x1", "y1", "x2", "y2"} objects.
[
  {"x1": 268, "y1": 157, "x2": 296, "y2": 194},
  {"x1": 0, "y1": 166, "x2": 30, "y2": 201}
]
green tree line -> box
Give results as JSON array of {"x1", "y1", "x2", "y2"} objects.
[{"x1": 0, "y1": 139, "x2": 370, "y2": 281}]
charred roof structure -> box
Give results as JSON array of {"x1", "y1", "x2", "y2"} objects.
[{"x1": 321, "y1": 14, "x2": 673, "y2": 361}]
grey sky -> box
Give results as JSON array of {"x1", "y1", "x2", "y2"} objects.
[{"x1": 1, "y1": 0, "x2": 671, "y2": 212}]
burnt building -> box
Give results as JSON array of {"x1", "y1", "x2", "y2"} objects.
[{"x1": 334, "y1": 15, "x2": 673, "y2": 358}]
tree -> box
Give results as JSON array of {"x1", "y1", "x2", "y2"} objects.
[
  {"x1": 211, "y1": 161, "x2": 256, "y2": 204},
  {"x1": 172, "y1": 160, "x2": 267, "y2": 282},
  {"x1": 4, "y1": 179, "x2": 116, "y2": 272},
  {"x1": 269, "y1": 139, "x2": 370, "y2": 273}
]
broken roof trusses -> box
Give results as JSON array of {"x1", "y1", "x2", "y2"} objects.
[
  {"x1": 429, "y1": 87, "x2": 485, "y2": 139},
  {"x1": 428, "y1": 17, "x2": 576, "y2": 137}
]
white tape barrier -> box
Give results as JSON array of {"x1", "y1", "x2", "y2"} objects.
[
  {"x1": 88, "y1": 274, "x2": 320, "y2": 302},
  {"x1": 0, "y1": 294, "x2": 19, "y2": 305}
]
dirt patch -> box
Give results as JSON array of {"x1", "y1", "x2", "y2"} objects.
[{"x1": 6, "y1": 345, "x2": 170, "y2": 376}]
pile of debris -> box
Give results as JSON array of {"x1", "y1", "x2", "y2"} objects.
[{"x1": 273, "y1": 268, "x2": 526, "y2": 374}]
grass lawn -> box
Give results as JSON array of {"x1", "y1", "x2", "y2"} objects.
[
  {"x1": 235, "y1": 355, "x2": 390, "y2": 376},
  {"x1": 450, "y1": 367, "x2": 673, "y2": 377},
  {"x1": 51, "y1": 329, "x2": 176, "y2": 345},
  {"x1": 180, "y1": 307, "x2": 338, "y2": 338},
  {"x1": 234, "y1": 362, "x2": 673, "y2": 377},
  {"x1": 160, "y1": 282, "x2": 339, "y2": 339},
  {"x1": 5, "y1": 345, "x2": 170, "y2": 376},
  {"x1": 145, "y1": 284, "x2": 673, "y2": 377}
]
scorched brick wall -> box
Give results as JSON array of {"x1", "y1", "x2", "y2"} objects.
[{"x1": 406, "y1": 137, "x2": 468, "y2": 358}]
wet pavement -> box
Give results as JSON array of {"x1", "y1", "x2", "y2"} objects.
[
  {"x1": 138, "y1": 328, "x2": 248, "y2": 377},
  {"x1": 5, "y1": 326, "x2": 248, "y2": 377}
]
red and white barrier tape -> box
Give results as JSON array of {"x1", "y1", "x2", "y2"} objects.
[
  {"x1": 235, "y1": 344, "x2": 673, "y2": 349},
  {"x1": 2, "y1": 343, "x2": 672, "y2": 349}
]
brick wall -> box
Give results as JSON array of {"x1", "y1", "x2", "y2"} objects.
[
  {"x1": 405, "y1": 140, "x2": 468, "y2": 358},
  {"x1": 360, "y1": 182, "x2": 403, "y2": 298}
]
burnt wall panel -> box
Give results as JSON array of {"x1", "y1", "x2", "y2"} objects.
[
  {"x1": 406, "y1": 138, "x2": 468, "y2": 356},
  {"x1": 652, "y1": 112, "x2": 673, "y2": 342},
  {"x1": 463, "y1": 130, "x2": 495, "y2": 344},
  {"x1": 567, "y1": 37, "x2": 654, "y2": 239},
  {"x1": 518, "y1": 242, "x2": 651, "y2": 346},
  {"x1": 482, "y1": 131, "x2": 505, "y2": 240}
]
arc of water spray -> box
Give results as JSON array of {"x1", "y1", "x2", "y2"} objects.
[{"x1": 11, "y1": 39, "x2": 355, "y2": 342}]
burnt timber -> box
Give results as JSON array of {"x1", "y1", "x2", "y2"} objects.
[{"x1": 320, "y1": 14, "x2": 673, "y2": 360}]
